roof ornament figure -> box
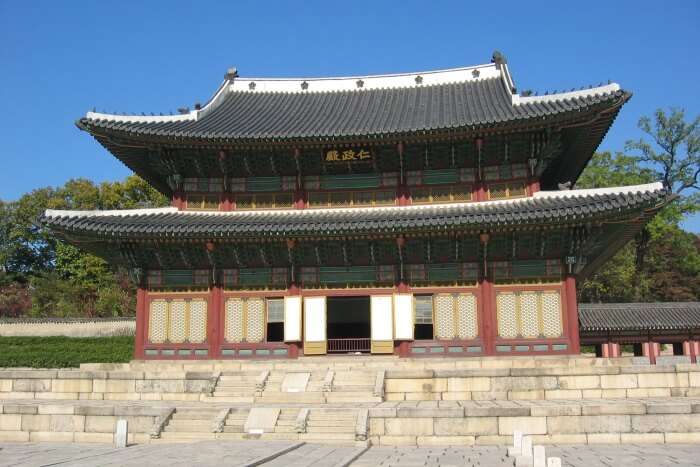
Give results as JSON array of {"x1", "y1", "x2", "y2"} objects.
[
  {"x1": 471, "y1": 69, "x2": 480, "y2": 78},
  {"x1": 301, "y1": 81, "x2": 309, "y2": 90},
  {"x1": 356, "y1": 79, "x2": 364, "y2": 89},
  {"x1": 415, "y1": 75, "x2": 423, "y2": 85},
  {"x1": 224, "y1": 67, "x2": 239, "y2": 80},
  {"x1": 249, "y1": 82, "x2": 256, "y2": 90},
  {"x1": 491, "y1": 50, "x2": 507, "y2": 65},
  {"x1": 558, "y1": 181, "x2": 573, "y2": 191}
]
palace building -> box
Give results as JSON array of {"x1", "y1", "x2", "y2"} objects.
[{"x1": 42, "y1": 52, "x2": 671, "y2": 360}]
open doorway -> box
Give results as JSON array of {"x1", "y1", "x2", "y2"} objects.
[{"x1": 326, "y1": 296, "x2": 371, "y2": 353}]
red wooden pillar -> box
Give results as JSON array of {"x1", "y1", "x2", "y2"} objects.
[
  {"x1": 564, "y1": 275, "x2": 581, "y2": 354},
  {"x1": 135, "y1": 287, "x2": 147, "y2": 359},
  {"x1": 642, "y1": 342, "x2": 660, "y2": 364},
  {"x1": 208, "y1": 285, "x2": 223, "y2": 358},
  {"x1": 171, "y1": 192, "x2": 185, "y2": 210},
  {"x1": 480, "y1": 278, "x2": 495, "y2": 356},
  {"x1": 683, "y1": 340, "x2": 699, "y2": 363},
  {"x1": 527, "y1": 179, "x2": 541, "y2": 195},
  {"x1": 601, "y1": 342, "x2": 620, "y2": 358}
]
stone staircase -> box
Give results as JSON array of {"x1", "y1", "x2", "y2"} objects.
[
  {"x1": 327, "y1": 370, "x2": 381, "y2": 403},
  {"x1": 273, "y1": 408, "x2": 300, "y2": 434},
  {"x1": 159, "y1": 407, "x2": 220, "y2": 441},
  {"x1": 208, "y1": 371, "x2": 260, "y2": 402},
  {"x1": 256, "y1": 370, "x2": 326, "y2": 403},
  {"x1": 221, "y1": 408, "x2": 251, "y2": 435},
  {"x1": 301, "y1": 408, "x2": 359, "y2": 444}
]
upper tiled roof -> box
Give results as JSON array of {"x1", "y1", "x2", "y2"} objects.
[
  {"x1": 579, "y1": 302, "x2": 700, "y2": 332},
  {"x1": 78, "y1": 61, "x2": 627, "y2": 142},
  {"x1": 41, "y1": 183, "x2": 668, "y2": 240}
]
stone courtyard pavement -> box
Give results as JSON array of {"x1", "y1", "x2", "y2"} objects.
[{"x1": 0, "y1": 442, "x2": 699, "y2": 467}]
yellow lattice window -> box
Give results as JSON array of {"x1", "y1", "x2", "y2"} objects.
[
  {"x1": 487, "y1": 182, "x2": 527, "y2": 200},
  {"x1": 410, "y1": 185, "x2": 473, "y2": 204},
  {"x1": 235, "y1": 193, "x2": 293, "y2": 210},
  {"x1": 148, "y1": 298, "x2": 208, "y2": 344},
  {"x1": 185, "y1": 194, "x2": 220, "y2": 210},
  {"x1": 308, "y1": 190, "x2": 396, "y2": 208},
  {"x1": 224, "y1": 297, "x2": 267, "y2": 343},
  {"x1": 433, "y1": 293, "x2": 479, "y2": 340},
  {"x1": 496, "y1": 290, "x2": 563, "y2": 339}
]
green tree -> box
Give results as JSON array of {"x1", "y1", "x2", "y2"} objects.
[{"x1": 0, "y1": 175, "x2": 167, "y2": 317}]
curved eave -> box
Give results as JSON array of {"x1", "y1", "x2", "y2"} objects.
[
  {"x1": 76, "y1": 85, "x2": 628, "y2": 146},
  {"x1": 41, "y1": 183, "x2": 670, "y2": 242}
]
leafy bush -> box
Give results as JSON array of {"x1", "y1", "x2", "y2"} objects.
[{"x1": 0, "y1": 336, "x2": 133, "y2": 368}]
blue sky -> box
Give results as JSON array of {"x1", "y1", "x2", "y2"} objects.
[{"x1": 1, "y1": 1, "x2": 698, "y2": 231}]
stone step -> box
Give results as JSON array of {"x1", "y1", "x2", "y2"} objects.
[
  {"x1": 300, "y1": 432, "x2": 356, "y2": 443},
  {"x1": 306, "y1": 426, "x2": 355, "y2": 433},
  {"x1": 308, "y1": 412, "x2": 357, "y2": 419},
  {"x1": 164, "y1": 422, "x2": 212, "y2": 433},
  {"x1": 256, "y1": 392, "x2": 326, "y2": 403},
  {"x1": 222, "y1": 425, "x2": 244, "y2": 433},
  {"x1": 306, "y1": 421, "x2": 356, "y2": 429},
  {"x1": 159, "y1": 432, "x2": 216, "y2": 441},
  {"x1": 212, "y1": 390, "x2": 255, "y2": 397},
  {"x1": 205, "y1": 395, "x2": 255, "y2": 403},
  {"x1": 214, "y1": 385, "x2": 255, "y2": 390},
  {"x1": 325, "y1": 393, "x2": 381, "y2": 403},
  {"x1": 171, "y1": 411, "x2": 219, "y2": 420},
  {"x1": 331, "y1": 385, "x2": 374, "y2": 392}
]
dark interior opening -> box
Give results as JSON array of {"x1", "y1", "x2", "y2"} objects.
[
  {"x1": 414, "y1": 324, "x2": 434, "y2": 340},
  {"x1": 266, "y1": 323, "x2": 284, "y2": 342},
  {"x1": 327, "y1": 296, "x2": 371, "y2": 339},
  {"x1": 673, "y1": 342, "x2": 684, "y2": 355}
]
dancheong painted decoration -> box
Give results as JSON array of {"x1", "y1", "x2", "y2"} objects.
[{"x1": 42, "y1": 51, "x2": 672, "y2": 360}]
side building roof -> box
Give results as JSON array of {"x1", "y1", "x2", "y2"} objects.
[{"x1": 579, "y1": 302, "x2": 700, "y2": 333}]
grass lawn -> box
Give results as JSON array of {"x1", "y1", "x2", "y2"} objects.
[{"x1": 0, "y1": 336, "x2": 134, "y2": 368}]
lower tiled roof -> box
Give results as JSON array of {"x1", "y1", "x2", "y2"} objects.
[
  {"x1": 41, "y1": 183, "x2": 668, "y2": 240},
  {"x1": 578, "y1": 302, "x2": 700, "y2": 332}
]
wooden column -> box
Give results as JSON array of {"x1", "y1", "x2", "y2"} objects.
[
  {"x1": 208, "y1": 285, "x2": 223, "y2": 358},
  {"x1": 642, "y1": 342, "x2": 660, "y2": 364},
  {"x1": 293, "y1": 148, "x2": 306, "y2": 209},
  {"x1": 479, "y1": 232, "x2": 495, "y2": 355},
  {"x1": 474, "y1": 138, "x2": 486, "y2": 202},
  {"x1": 564, "y1": 275, "x2": 581, "y2": 354},
  {"x1": 527, "y1": 179, "x2": 541, "y2": 195},
  {"x1": 135, "y1": 287, "x2": 147, "y2": 359},
  {"x1": 171, "y1": 192, "x2": 185, "y2": 210},
  {"x1": 683, "y1": 340, "x2": 699, "y2": 363}
]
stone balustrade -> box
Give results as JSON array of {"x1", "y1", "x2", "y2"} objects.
[
  {"x1": 0, "y1": 402, "x2": 168, "y2": 443},
  {"x1": 384, "y1": 365, "x2": 700, "y2": 401},
  {"x1": 0, "y1": 369, "x2": 217, "y2": 402},
  {"x1": 367, "y1": 399, "x2": 700, "y2": 446}
]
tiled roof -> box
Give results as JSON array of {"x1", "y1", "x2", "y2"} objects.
[
  {"x1": 41, "y1": 183, "x2": 668, "y2": 240},
  {"x1": 78, "y1": 62, "x2": 627, "y2": 142},
  {"x1": 579, "y1": 302, "x2": 700, "y2": 332}
]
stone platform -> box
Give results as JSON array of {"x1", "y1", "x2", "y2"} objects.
[{"x1": 1, "y1": 356, "x2": 699, "y2": 447}]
